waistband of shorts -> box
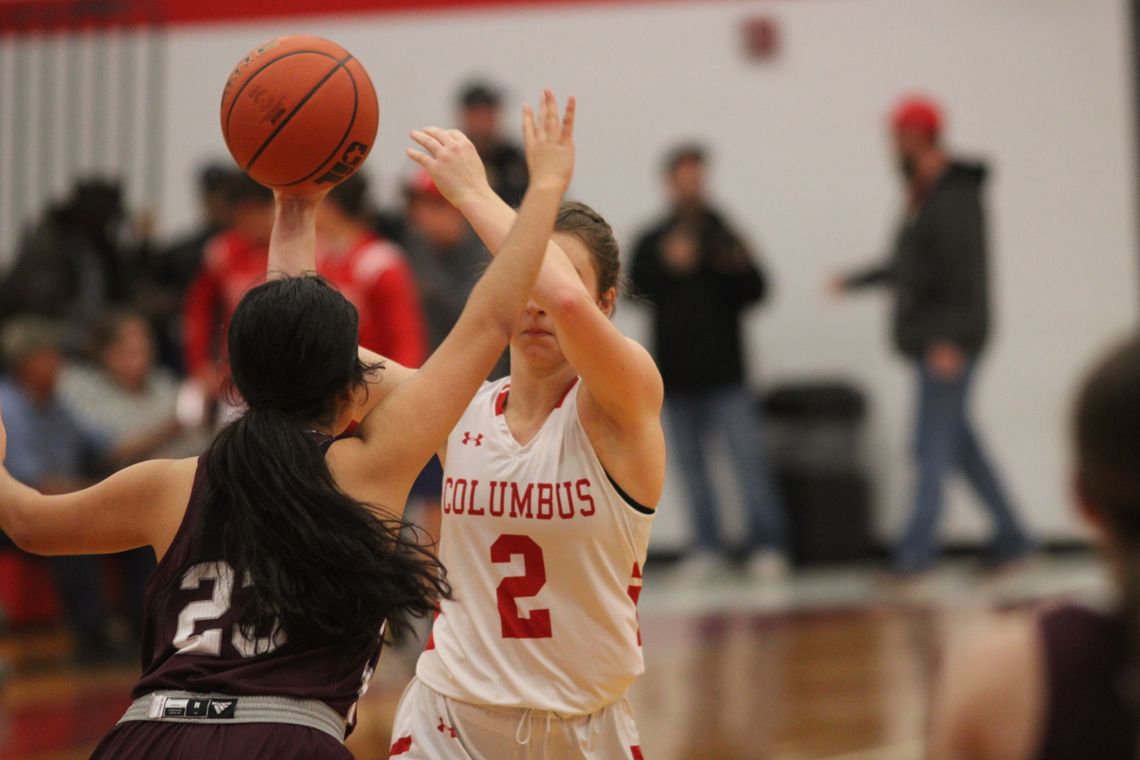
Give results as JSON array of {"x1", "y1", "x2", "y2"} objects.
[
  {"x1": 118, "y1": 691, "x2": 347, "y2": 742},
  {"x1": 416, "y1": 676, "x2": 596, "y2": 721}
]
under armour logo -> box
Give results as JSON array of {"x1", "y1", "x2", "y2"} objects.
[
  {"x1": 436, "y1": 717, "x2": 458, "y2": 738},
  {"x1": 211, "y1": 701, "x2": 233, "y2": 715},
  {"x1": 461, "y1": 432, "x2": 484, "y2": 447}
]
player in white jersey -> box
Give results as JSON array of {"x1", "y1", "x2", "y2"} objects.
[{"x1": 387, "y1": 91, "x2": 667, "y2": 760}]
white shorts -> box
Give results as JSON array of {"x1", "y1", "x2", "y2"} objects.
[{"x1": 388, "y1": 677, "x2": 644, "y2": 760}]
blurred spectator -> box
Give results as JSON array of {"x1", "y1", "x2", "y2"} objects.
[
  {"x1": 631, "y1": 144, "x2": 787, "y2": 581},
  {"x1": 0, "y1": 318, "x2": 133, "y2": 663},
  {"x1": 457, "y1": 80, "x2": 528, "y2": 207},
  {"x1": 832, "y1": 96, "x2": 1032, "y2": 576},
  {"x1": 402, "y1": 169, "x2": 507, "y2": 379},
  {"x1": 400, "y1": 169, "x2": 501, "y2": 547},
  {"x1": 182, "y1": 173, "x2": 273, "y2": 402},
  {"x1": 143, "y1": 163, "x2": 236, "y2": 373},
  {"x1": 0, "y1": 179, "x2": 138, "y2": 327},
  {"x1": 316, "y1": 173, "x2": 427, "y2": 366},
  {"x1": 59, "y1": 311, "x2": 198, "y2": 468}
]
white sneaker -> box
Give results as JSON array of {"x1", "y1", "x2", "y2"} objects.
[
  {"x1": 672, "y1": 550, "x2": 729, "y2": 585},
  {"x1": 746, "y1": 550, "x2": 791, "y2": 584}
]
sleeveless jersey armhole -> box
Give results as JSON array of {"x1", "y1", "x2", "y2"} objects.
[
  {"x1": 604, "y1": 468, "x2": 655, "y2": 515},
  {"x1": 567, "y1": 380, "x2": 658, "y2": 517},
  {"x1": 146, "y1": 456, "x2": 208, "y2": 592}
]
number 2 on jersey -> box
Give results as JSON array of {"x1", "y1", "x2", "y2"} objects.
[{"x1": 491, "y1": 535, "x2": 552, "y2": 639}]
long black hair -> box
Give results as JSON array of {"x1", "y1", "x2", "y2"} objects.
[
  {"x1": 1074, "y1": 332, "x2": 1140, "y2": 753},
  {"x1": 183, "y1": 276, "x2": 449, "y2": 648}
]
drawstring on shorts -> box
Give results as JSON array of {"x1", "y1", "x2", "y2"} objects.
[
  {"x1": 514, "y1": 708, "x2": 554, "y2": 746},
  {"x1": 515, "y1": 708, "x2": 533, "y2": 745}
]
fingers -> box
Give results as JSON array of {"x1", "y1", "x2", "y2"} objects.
[
  {"x1": 523, "y1": 90, "x2": 576, "y2": 146},
  {"x1": 561, "y1": 96, "x2": 576, "y2": 142},
  {"x1": 409, "y1": 129, "x2": 443, "y2": 156},
  {"x1": 537, "y1": 92, "x2": 549, "y2": 137},
  {"x1": 521, "y1": 103, "x2": 537, "y2": 148},
  {"x1": 405, "y1": 147, "x2": 430, "y2": 168},
  {"x1": 543, "y1": 89, "x2": 559, "y2": 135},
  {"x1": 423, "y1": 126, "x2": 452, "y2": 146}
]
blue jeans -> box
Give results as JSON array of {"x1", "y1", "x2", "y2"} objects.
[
  {"x1": 893, "y1": 361, "x2": 1032, "y2": 574},
  {"x1": 666, "y1": 385, "x2": 786, "y2": 554}
]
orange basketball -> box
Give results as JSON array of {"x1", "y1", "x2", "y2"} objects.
[{"x1": 220, "y1": 36, "x2": 379, "y2": 193}]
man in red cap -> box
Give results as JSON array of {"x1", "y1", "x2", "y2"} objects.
[{"x1": 831, "y1": 95, "x2": 1032, "y2": 576}]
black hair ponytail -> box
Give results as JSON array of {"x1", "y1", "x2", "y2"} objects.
[{"x1": 181, "y1": 276, "x2": 450, "y2": 647}]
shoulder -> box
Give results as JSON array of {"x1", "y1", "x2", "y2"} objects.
[
  {"x1": 136, "y1": 457, "x2": 200, "y2": 559},
  {"x1": 700, "y1": 207, "x2": 732, "y2": 228},
  {"x1": 136, "y1": 456, "x2": 200, "y2": 486},
  {"x1": 930, "y1": 613, "x2": 1042, "y2": 760},
  {"x1": 938, "y1": 162, "x2": 988, "y2": 200},
  {"x1": 59, "y1": 363, "x2": 105, "y2": 393},
  {"x1": 148, "y1": 367, "x2": 180, "y2": 395},
  {"x1": 202, "y1": 231, "x2": 239, "y2": 271},
  {"x1": 479, "y1": 377, "x2": 510, "y2": 408},
  {"x1": 351, "y1": 238, "x2": 409, "y2": 283},
  {"x1": 634, "y1": 219, "x2": 670, "y2": 249},
  {"x1": 57, "y1": 366, "x2": 104, "y2": 416},
  {"x1": 950, "y1": 613, "x2": 1040, "y2": 688}
]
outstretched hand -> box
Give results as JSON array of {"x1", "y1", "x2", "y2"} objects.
[
  {"x1": 406, "y1": 127, "x2": 491, "y2": 209},
  {"x1": 522, "y1": 89, "x2": 576, "y2": 193}
]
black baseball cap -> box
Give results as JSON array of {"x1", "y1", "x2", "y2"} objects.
[{"x1": 459, "y1": 81, "x2": 501, "y2": 108}]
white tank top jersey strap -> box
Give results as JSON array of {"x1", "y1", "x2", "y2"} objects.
[{"x1": 416, "y1": 377, "x2": 655, "y2": 716}]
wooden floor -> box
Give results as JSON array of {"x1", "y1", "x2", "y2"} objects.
[{"x1": 0, "y1": 557, "x2": 1104, "y2": 760}]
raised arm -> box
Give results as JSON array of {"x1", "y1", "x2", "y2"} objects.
[
  {"x1": 267, "y1": 192, "x2": 321, "y2": 278},
  {"x1": 265, "y1": 188, "x2": 414, "y2": 421},
  {"x1": 407, "y1": 100, "x2": 662, "y2": 431},
  {"x1": 0, "y1": 403, "x2": 194, "y2": 559},
  {"x1": 328, "y1": 91, "x2": 576, "y2": 506}
]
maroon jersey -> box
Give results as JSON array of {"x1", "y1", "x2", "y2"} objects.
[
  {"x1": 1038, "y1": 603, "x2": 1136, "y2": 759},
  {"x1": 130, "y1": 454, "x2": 383, "y2": 727}
]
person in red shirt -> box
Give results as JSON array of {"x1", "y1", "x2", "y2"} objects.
[
  {"x1": 315, "y1": 173, "x2": 427, "y2": 368},
  {"x1": 182, "y1": 174, "x2": 274, "y2": 400}
]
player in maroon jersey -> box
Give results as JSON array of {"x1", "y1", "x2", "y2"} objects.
[
  {"x1": 0, "y1": 92, "x2": 575, "y2": 758},
  {"x1": 929, "y1": 333, "x2": 1140, "y2": 759}
]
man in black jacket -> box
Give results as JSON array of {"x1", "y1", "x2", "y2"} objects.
[
  {"x1": 834, "y1": 97, "x2": 1032, "y2": 575},
  {"x1": 456, "y1": 81, "x2": 528, "y2": 208},
  {"x1": 632, "y1": 145, "x2": 787, "y2": 581}
]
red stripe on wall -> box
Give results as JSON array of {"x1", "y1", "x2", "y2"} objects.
[{"x1": 0, "y1": 0, "x2": 682, "y2": 34}]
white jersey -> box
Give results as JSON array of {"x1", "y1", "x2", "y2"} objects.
[{"x1": 416, "y1": 377, "x2": 655, "y2": 716}]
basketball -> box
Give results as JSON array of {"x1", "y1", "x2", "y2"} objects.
[{"x1": 220, "y1": 36, "x2": 379, "y2": 192}]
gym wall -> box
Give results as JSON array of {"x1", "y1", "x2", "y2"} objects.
[{"x1": 1, "y1": 0, "x2": 1136, "y2": 550}]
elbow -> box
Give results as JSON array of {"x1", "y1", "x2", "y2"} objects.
[
  {"x1": 479, "y1": 310, "x2": 519, "y2": 348},
  {"x1": 548, "y1": 286, "x2": 593, "y2": 320},
  {"x1": 4, "y1": 508, "x2": 43, "y2": 555}
]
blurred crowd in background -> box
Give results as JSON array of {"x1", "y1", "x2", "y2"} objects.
[{"x1": 0, "y1": 80, "x2": 536, "y2": 666}]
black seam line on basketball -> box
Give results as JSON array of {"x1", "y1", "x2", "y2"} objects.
[
  {"x1": 244, "y1": 52, "x2": 354, "y2": 174},
  {"x1": 223, "y1": 49, "x2": 338, "y2": 149},
  {"x1": 281, "y1": 57, "x2": 361, "y2": 186}
]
